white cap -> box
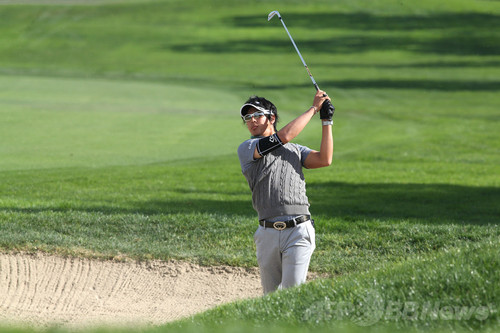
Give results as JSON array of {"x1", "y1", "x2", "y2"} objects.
[{"x1": 240, "y1": 101, "x2": 271, "y2": 117}]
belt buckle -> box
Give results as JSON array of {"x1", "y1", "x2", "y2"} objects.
[{"x1": 273, "y1": 221, "x2": 287, "y2": 231}]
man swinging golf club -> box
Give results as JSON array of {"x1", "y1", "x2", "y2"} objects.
[
  {"x1": 237, "y1": 10, "x2": 336, "y2": 294},
  {"x1": 237, "y1": 90, "x2": 334, "y2": 294}
]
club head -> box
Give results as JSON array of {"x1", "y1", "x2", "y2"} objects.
[{"x1": 267, "y1": 10, "x2": 281, "y2": 21}]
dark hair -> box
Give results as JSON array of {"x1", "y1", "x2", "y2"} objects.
[{"x1": 242, "y1": 96, "x2": 279, "y2": 130}]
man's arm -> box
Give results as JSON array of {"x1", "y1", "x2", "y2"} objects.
[
  {"x1": 303, "y1": 123, "x2": 333, "y2": 169},
  {"x1": 304, "y1": 93, "x2": 334, "y2": 169},
  {"x1": 253, "y1": 90, "x2": 330, "y2": 159},
  {"x1": 276, "y1": 90, "x2": 328, "y2": 144}
]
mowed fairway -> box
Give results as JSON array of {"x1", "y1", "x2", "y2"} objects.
[{"x1": 0, "y1": 0, "x2": 499, "y2": 332}]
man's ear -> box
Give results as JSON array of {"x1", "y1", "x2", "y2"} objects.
[{"x1": 270, "y1": 115, "x2": 276, "y2": 124}]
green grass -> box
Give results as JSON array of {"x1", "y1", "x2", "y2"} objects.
[
  {"x1": 0, "y1": 0, "x2": 499, "y2": 332},
  {"x1": 1, "y1": 156, "x2": 499, "y2": 273},
  {"x1": 0, "y1": 75, "x2": 243, "y2": 170},
  {"x1": 170, "y1": 237, "x2": 499, "y2": 331}
]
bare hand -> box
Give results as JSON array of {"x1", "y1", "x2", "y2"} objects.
[{"x1": 312, "y1": 90, "x2": 331, "y2": 111}]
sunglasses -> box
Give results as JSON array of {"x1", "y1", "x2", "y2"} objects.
[{"x1": 242, "y1": 111, "x2": 272, "y2": 122}]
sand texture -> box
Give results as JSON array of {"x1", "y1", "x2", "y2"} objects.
[{"x1": 0, "y1": 252, "x2": 261, "y2": 328}]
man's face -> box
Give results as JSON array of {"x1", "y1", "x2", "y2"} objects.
[{"x1": 244, "y1": 107, "x2": 275, "y2": 137}]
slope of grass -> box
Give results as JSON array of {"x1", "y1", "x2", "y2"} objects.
[
  {"x1": 168, "y1": 237, "x2": 499, "y2": 332},
  {"x1": 1, "y1": 155, "x2": 498, "y2": 273}
]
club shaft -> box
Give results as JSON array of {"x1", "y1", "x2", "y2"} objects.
[{"x1": 278, "y1": 17, "x2": 320, "y2": 91}]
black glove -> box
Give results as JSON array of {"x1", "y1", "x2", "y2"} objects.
[{"x1": 320, "y1": 99, "x2": 335, "y2": 120}]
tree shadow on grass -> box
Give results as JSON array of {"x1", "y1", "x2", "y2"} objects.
[
  {"x1": 133, "y1": 182, "x2": 499, "y2": 225},
  {"x1": 317, "y1": 60, "x2": 500, "y2": 69},
  {"x1": 169, "y1": 12, "x2": 500, "y2": 56},
  {"x1": 1, "y1": 184, "x2": 498, "y2": 226},
  {"x1": 230, "y1": 12, "x2": 500, "y2": 31},
  {"x1": 170, "y1": 34, "x2": 499, "y2": 56},
  {"x1": 307, "y1": 182, "x2": 499, "y2": 225},
  {"x1": 256, "y1": 79, "x2": 500, "y2": 92}
]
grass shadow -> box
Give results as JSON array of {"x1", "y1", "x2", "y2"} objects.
[
  {"x1": 140, "y1": 182, "x2": 499, "y2": 225},
  {"x1": 230, "y1": 12, "x2": 500, "y2": 31},
  {"x1": 3, "y1": 182, "x2": 497, "y2": 226},
  {"x1": 256, "y1": 79, "x2": 500, "y2": 92},
  {"x1": 308, "y1": 181, "x2": 499, "y2": 225},
  {"x1": 169, "y1": 34, "x2": 499, "y2": 56},
  {"x1": 318, "y1": 60, "x2": 500, "y2": 68},
  {"x1": 169, "y1": 12, "x2": 500, "y2": 56}
]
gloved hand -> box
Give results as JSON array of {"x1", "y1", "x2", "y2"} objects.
[{"x1": 320, "y1": 99, "x2": 335, "y2": 120}]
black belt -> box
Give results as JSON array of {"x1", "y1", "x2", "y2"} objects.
[{"x1": 259, "y1": 215, "x2": 310, "y2": 230}]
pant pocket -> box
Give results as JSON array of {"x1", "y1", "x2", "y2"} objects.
[
  {"x1": 253, "y1": 226, "x2": 261, "y2": 243},
  {"x1": 305, "y1": 221, "x2": 316, "y2": 247}
]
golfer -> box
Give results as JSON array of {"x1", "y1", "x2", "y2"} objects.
[{"x1": 237, "y1": 90, "x2": 334, "y2": 294}]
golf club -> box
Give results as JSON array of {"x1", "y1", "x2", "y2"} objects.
[{"x1": 268, "y1": 10, "x2": 335, "y2": 111}]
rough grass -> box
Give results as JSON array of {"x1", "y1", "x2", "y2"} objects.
[{"x1": 169, "y1": 237, "x2": 499, "y2": 332}]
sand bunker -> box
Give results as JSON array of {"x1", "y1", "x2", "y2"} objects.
[{"x1": 0, "y1": 252, "x2": 261, "y2": 328}]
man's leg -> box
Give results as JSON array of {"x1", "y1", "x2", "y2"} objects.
[
  {"x1": 254, "y1": 226, "x2": 282, "y2": 294},
  {"x1": 281, "y1": 221, "x2": 315, "y2": 289}
]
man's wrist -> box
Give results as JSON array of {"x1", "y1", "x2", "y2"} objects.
[{"x1": 322, "y1": 120, "x2": 333, "y2": 126}]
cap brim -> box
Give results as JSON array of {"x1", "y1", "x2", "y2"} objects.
[{"x1": 240, "y1": 103, "x2": 270, "y2": 117}]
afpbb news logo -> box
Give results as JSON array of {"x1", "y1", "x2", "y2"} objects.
[{"x1": 303, "y1": 289, "x2": 497, "y2": 327}]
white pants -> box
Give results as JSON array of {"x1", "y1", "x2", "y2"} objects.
[{"x1": 254, "y1": 220, "x2": 316, "y2": 294}]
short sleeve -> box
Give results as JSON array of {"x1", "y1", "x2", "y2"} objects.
[
  {"x1": 237, "y1": 139, "x2": 259, "y2": 173},
  {"x1": 296, "y1": 144, "x2": 312, "y2": 166}
]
